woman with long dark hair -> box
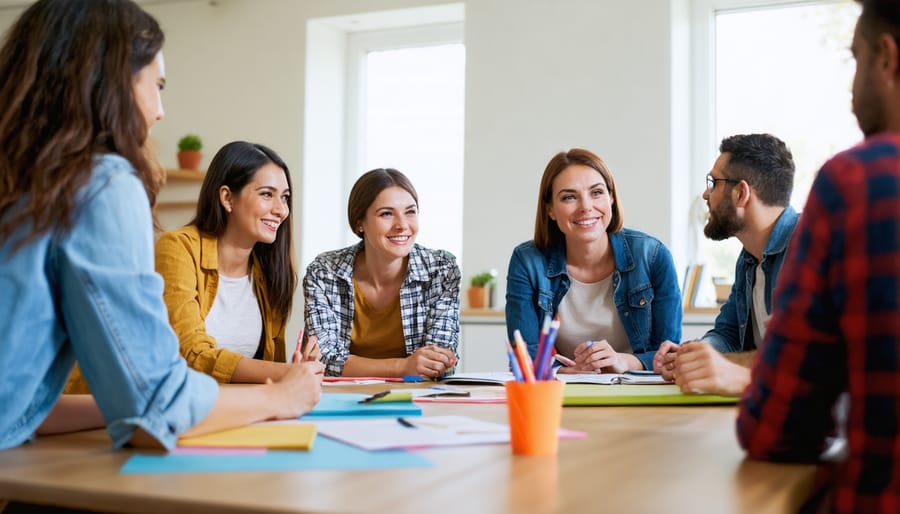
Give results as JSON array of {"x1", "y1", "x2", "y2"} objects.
[{"x1": 155, "y1": 141, "x2": 319, "y2": 383}]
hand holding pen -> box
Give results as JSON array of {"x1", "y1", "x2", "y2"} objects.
[
  {"x1": 292, "y1": 331, "x2": 321, "y2": 364},
  {"x1": 573, "y1": 339, "x2": 628, "y2": 373}
]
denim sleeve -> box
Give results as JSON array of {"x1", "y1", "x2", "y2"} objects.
[
  {"x1": 638, "y1": 241, "x2": 682, "y2": 370},
  {"x1": 504, "y1": 246, "x2": 542, "y2": 358},
  {"x1": 57, "y1": 164, "x2": 217, "y2": 449}
]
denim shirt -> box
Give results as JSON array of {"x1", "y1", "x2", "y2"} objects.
[
  {"x1": 505, "y1": 228, "x2": 682, "y2": 370},
  {"x1": 0, "y1": 154, "x2": 217, "y2": 450},
  {"x1": 704, "y1": 206, "x2": 800, "y2": 353}
]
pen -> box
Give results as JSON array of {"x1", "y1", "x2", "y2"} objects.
[
  {"x1": 553, "y1": 354, "x2": 576, "y2": 367},
  {"x1": 359, "y1": 390, "x2": 391, "y2": 404},
  {"x1": 292, "y1": 329, "x2": 304, "y2": 363},
  {"x1": 512, "y1": 330, "x2": 536, "y2": 382},
  {"x1": 536, "y1": 316, "x2": 560, "y2": 380},
  {"x1": 534, "y1": 314, "x2": 551, "y2": 379},
  {"x1": 397, "y1": 417, "x2": 416, "y2": 428},
  {"x1": 505, "y1": 340, "x2": 524, "y2": 382}
]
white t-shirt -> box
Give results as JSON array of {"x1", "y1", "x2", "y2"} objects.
[
  {"x1": 554, "y1": 276, "x2": 630, "y2": 359},
  {"x1": 205, "y1": 273, "x2": 263, "y2": 358},
  {"x1": 750, "y1": 263, "x2": 771, "y2": 351}
]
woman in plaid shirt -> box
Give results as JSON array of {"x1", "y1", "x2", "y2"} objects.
[{"x1": 303, "y1": 169, "x2": 460, "y2": 378}]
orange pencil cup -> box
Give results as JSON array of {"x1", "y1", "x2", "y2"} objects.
[{"x1": 505, "y1": 380, "x2": 564, "y2": 456}]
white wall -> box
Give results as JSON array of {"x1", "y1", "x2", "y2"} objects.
[{"x1": 0, "y1": 0, "x2": 693, "y2": 346}]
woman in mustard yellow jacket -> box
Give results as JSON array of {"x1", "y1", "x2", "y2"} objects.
[{"x1": 155, "y1": 141, "x2": 319, "y2": 383}]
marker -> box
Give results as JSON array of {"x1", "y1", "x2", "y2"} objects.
[{"x1": 397, "y1": 417, "x2": 416, "y2": 428}]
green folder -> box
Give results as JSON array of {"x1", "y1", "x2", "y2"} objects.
[{"x1": 563, "y1": 384, "x2": 739, "y2": 406}]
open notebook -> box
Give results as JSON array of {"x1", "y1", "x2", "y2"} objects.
[
  {"x1": 555, "y1": 373, "x2": 667, "y2": 385},
  {"x1": 438, "y1": 372, "x2": 515, "y2": 385}
]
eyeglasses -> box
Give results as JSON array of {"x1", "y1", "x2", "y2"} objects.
[{"x1": 705, "y1": 173, "x2": 740, "y2": 193}]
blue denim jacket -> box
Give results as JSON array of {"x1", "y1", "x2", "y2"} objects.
[
  {"x1": 505, "y1": 228, "x2": 682, "y2": 370},
  {"x1": 0, "y1": 154, "x2": 217, "y2": 450},
  {"x1": 704, "y1": 206, "x2": 800, "y2": 353}
]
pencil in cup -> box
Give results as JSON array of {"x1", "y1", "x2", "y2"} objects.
[
  {"x1": 505, "y1": 379, "x2": 565, "y2": 455},
  {"x1": 512, "y1": 329, "x2": 536, "y2": 382},
  {"x1": 506, "y1": 341, "x2": 524, "y2": 382},
  {"x1": 535, "y1": 316, "x2": 560, "y2": 380}
]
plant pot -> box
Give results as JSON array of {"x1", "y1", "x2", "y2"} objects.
[
  {"x1": 467, "y1": 286, "x2": 491, "y2": 309},
  {"x1": 177, "y1": 150, "x2": 202, "y2": 171}
]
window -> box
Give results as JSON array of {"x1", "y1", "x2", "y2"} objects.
[
  {"x1": 693, "y1": 0, "x2": 861, "y2": 281},
  {"x1": 347, "y1": 28, "x2": 465, "y2": 262}
]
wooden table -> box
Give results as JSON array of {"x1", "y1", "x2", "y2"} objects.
[{"x1": 0, "y1": 384, "x2": 817, "y2": 514}]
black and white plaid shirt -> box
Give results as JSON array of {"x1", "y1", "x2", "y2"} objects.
[{"x1": 303, "y1": 242, "x2": 460, "y2": 376}]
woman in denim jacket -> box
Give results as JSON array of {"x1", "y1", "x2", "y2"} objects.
[{"x1": 505, "y1": 148, "x2": 682, "y2": 372}]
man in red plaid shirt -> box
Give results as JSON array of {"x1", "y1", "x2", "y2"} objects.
[{"x1": 737, "y1": 1, "x2": 900, "y2": 512}]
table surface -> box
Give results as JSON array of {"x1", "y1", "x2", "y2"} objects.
[{"x1": 0, "y1": 384, "x2": 817, "y2": 514}]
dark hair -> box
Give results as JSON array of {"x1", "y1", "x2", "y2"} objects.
[
  {"x1": 347, "y1": 168, "x2": 419, "y2": 238},
  {"x1": 191, "y1": 141, "x2": 296, "y2": 319},
  {"x1": 533, "y1": 148, "x2": 623, "y2": 250},
  {"x1": 0, "y1": 0, "x2": 165, "y2": 249},
  {"x1": 718, "y1": 134, "x2": 795, "y2": 207},
  {"x1": 856, "y1": 0, "x2": 900, "y2": 50}
]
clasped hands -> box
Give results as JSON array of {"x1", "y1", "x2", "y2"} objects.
[
  {"x1": 405, "y1": 344, "x2": 457, "y2": 379},
  {"x1": 652, "y1": 340, "x2": 749, "y2": 396}
]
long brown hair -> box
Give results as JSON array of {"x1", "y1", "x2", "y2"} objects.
[
  {"x1": 0, "y1": 0, "x2": 164, "y2": 249},
  {"x1": 533, "y1": 148, "x2": 623, "y2": 250},
  {"x1": 191, "y1": 141, "x2": 297, "y2": 319}
]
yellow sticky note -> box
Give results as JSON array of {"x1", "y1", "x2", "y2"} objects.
[
  {"x1": 178, "y1": 424, "x2": 316, "y2": 450},
  {"x1": 369, "y1": 392, "x2": 413, "y2": 404}
]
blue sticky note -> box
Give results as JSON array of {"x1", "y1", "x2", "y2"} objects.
[
  {"x1": 300, "y1": 393, "x2": 422, "y2": 420},
  {"x1": 121, "y1": 437, "x2": 431, "y2": 474}
]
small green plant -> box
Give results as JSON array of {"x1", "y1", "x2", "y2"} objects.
[
  {"x1": 177, "y1": 134, "x2": 203, "y2": 152},
  {"x1": 470, "y1": 270, "x2": 497, "y2": 287}
]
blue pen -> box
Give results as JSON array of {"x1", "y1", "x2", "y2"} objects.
[
  {"x1": 505, "y1": 341, "x2": 524, "y2": 382},
  {"x1": 537, "y1": 317, "x2": 561, "y2": 380}
]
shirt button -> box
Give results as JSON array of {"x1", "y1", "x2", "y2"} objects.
[{"x1": 639, "y1": 298, "x2": 647, "y2": 306}]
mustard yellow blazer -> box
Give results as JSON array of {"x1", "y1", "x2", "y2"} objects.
[{"x1": 153, "y1": 225, "x2": 287, "y2": 382}]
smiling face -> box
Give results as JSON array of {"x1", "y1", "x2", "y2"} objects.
[
  {"x1": 358, "y1": 186, "x2": 419, "y2": 261},
  {"x1": 221, "y1": 163, "x2": 290, "y2": 247},
  {"x1": 546, "y1": 164, "x2": 613, "y2": 245},
  {"x1": 132, "y1": 51, "x2": 166, "y2": 136}
]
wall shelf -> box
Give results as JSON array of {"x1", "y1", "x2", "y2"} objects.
[{"x1": 165, "y1": 169, "x2": 205, "y2": 181}]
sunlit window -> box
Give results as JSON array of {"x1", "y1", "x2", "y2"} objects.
[
  {"x1": 353, "y1": 42, "x2": 465, "y2": 264},
  {"x1": 703, "y1": 0, "x2": 861, "y2": 281}
]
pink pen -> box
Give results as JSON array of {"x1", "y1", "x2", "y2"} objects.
[
  {"x1": 292, "y1": 330, "x2": 304, "y2": 363},
  {"x1": 553, "y1": 354, "x2": 576, "y2": 367}
]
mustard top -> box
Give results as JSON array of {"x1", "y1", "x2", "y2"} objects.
[{"x1": 349, "y1": 279, "x2": 405, "y2": 359}]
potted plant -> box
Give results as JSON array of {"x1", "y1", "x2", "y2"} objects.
[
  {"x1": 467, "y1": 270, "x2": 497, "y2": 309},
  {"x1": 177, "y1": 134, "x2": 203, "y2": 171}
]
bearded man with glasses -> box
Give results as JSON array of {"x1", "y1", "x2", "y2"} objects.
[{"x1": 653, "y1": 133, "x2": 798, "y2": 396}]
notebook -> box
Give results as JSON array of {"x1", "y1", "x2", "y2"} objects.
[
  {"x1": 177, "y1": 423, "x2": 316, "y2": 450},
  {"x1": 438, "y1": 371, "x2": 515, "y2": 385},
  {"x1": 555, "y1": 373, "x2": 667, "y2": 385},
  {"x1": 563, "y1": 384, "x2": 740, "y2": 406}
]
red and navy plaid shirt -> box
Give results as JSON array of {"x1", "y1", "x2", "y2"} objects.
[{"x1": 737, "y1": 133, "x2": 900, "y2": 514}]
